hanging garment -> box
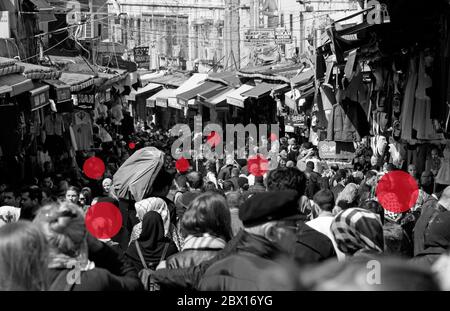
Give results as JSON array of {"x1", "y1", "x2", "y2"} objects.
[
  {"x1": 413, "y1": 52, "x2": 443, "y2": 140},
  {"x1": 435, "y1": 143, "x2": 450, "y2": 185},
  {"x1": 326, "y1": 91, "x2": 370, "y2": 142},
  {"x1": 400, "y1": 58, "x2": 418, "y2": 141},
  {"x1": 43, "y1": 114, "x2": 64, "y2": 136},
  {"x1": 71, "y1": 111, "x2": 93, "y2": 151}
]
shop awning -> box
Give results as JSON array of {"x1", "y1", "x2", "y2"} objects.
[
  {"x1": 129, "y1": 83, "x2": 162, "y2": 101},
  {"x1": 159, "y1": 89, "x2": 176, "y2": 108},
  {"x1": 59, "y1": 72, "x2": 94, "y2": 92},
  {"x1": 139, "y1": 71, "x2": 167, "y2": 85},
  {"x1": 17, "y1": 61, "x2": 61, "y2": 80},
  {"x1": 200, "y1": 87, "x2": 234, "y2": 108},
  {"x1": 290, "y1": 69, "x2": 314, "y2": 87},
  {"x1": 0, "y1": 85, "x2": 13, "y2": 95},
  {"x1": 174, "y1": 73, "x2": 208, "y2": 96},
  {"x1": 0, "y1": 74, "x2": 34, "y2": 96},
  {"x1": 240, "y1": 83, "x2": 284, "y2": 99},
  {"x1": 0, "y1": 64, "x2": 24, "y2": 77},
  {"x1": 177, "y1": 81, "x2": 223, "y2": 103},
  {"x1": 226, "y1": 84, "x2": 253, "y2": 108}
]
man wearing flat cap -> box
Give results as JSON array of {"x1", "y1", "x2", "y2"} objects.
[{"x1": 197, "y1": 190, "x2": 304, "y2": 290}]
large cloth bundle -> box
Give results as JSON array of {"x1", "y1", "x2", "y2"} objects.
[{"x1": 113, "y1": 147, "x2": 165, "y2": 201}]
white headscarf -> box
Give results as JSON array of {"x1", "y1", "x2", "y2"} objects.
[{"x1": 135, "y1": 197, "x2": 170, "y2": 236}]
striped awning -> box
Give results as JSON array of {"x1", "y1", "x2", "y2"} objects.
[
  {"x1": 59, "y1": 72, "x2": 94, "y2": 92},
  {"x1": 0, "y1": 74, "x2": 34, "y2": 96}
]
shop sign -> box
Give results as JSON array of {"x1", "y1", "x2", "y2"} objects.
[
  {"x1": 156, "y1": 98, "x2": 167, "y2": 108},
  {"x1": 275, "y1": 29, "x2": 292, "y2": 44},
  {"x1": 77, "y1": 91, "x2": 95, "y2": 109},
  {"x1": 0, "y1": 11, "x2": 10, "y2": 38},
  {"x1": 133, "y1": 47, "x2": 150, "y2": 68},
  {"x1": 318, "y1": 141, "x2": 336, "y2": 159},
  {"x1": 244, "y1": 29, "x2": 275, "y2": 46},
  {"x1": 285, "y1": 114, "x2": 307, "y2": 127},
  {"x1": 168, "y1": 97, "x2": 181, "y2": 110},
  {"x1": 56, "y1": 87, "x2": 71, "y2": 103},
  {"x1": 31, "y1": 91, "x2": 49, "y2": 111}
]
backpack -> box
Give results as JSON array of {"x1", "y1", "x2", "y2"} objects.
[{"x1": 135, "y1": 241, "x2": 169, "y2": 291}]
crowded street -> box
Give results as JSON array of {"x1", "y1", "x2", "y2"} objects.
[{"x1": 0, "y1": 0, "x2": 450, "y2": 294}]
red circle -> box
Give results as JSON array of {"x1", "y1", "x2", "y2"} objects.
[
  {"x1": 128, "y1": 142, "x2": 136, "y2": 149},
  {"x1": 175, "y1": 157, "x2": 190, "y2": 173},
  {"x1": 207, "y1": 131, "x2": 221, "y2": 147},
  {"x1": 85, "y1": 202, "x2": 122, "y2": 239},
  {"x1": 375, "y1": 171, "x2": 419, "y2": 214},
  {"x1": 83, "y1": 157, "x2": 105, "y2": 180},
  {"x1": 248, "y1": 154, "x2": 269, "y2": 177},
  {"x1": 269, "y1": 133, "x2": 278, "y2": 142}
]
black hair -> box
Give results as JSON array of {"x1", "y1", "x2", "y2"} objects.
[
  {"x1": 20, "y1": 186, "x2": 43, "y2": 204},
  {"x1": 266, "y1": 167, "x2": 307, "y2": 196},
  {"x1": 313, "y1": 189, "x2": 334, "y2": 212},
  {"x1": 186, "y1": 171, "x2": 204, "y2": 190},
  {"x1": 222, "y1": 180, "x2": 235, "y2": 192},
  {"x1": 202, "y1": 181, "x2": 217, "y2": 192}
]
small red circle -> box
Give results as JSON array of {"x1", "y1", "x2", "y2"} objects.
[
  {"x1": 128, "y1": 142, "x2": 136, "y2": 149},
  {"x1": 207, "y1": 131, "x2": 221, "y2": 147},
  {"x1": 83, "y1": 157, "x2": 105, "y2": 180},
  {"x1": 269, "y1": 133, "x2": 278, "y2": 142},
  {"x1": 176, "y1": 157, "x2": 190, "y2": 173},
  {"x1": 85, "y1": 202, "x2": 122, "y2": 239},
  {"x1": 248, "y1": 154, "x2": 269, "y2": 177},
  {"x1": 375, "y1": 171, "x2": 419, "y2": 214}
]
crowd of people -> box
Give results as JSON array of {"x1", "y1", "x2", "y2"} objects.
[{"x1": 1, "y1": 125, "x2": 450, "y2": 291}]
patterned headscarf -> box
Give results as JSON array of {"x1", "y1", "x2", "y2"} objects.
[
  {"x1": 132, "y1": 197, "x2": 170, "y2": 240},
  {"x1": 331, "y1": 208, "x2": 384, "y2": 255}
]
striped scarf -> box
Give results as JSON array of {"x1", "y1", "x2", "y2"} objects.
[{"x1": 182, "y1": 233, "x2": 226, "y2": 251}]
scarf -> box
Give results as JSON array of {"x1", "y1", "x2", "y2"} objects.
[
  {"x1": 182, "y1": 233, "x2": 226, "y2": 251},
  {"x1": 126, "y1": 211, "x2": 174, "y2": 267},
  {"x1": 331, "y1": 208, "x2": 384, "y2": 255},
  {"x1": 134, "y1": 197, "x2": 170, "y2": 237}
]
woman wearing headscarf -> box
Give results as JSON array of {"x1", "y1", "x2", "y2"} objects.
[
  {"x1": 125, "y1": 211, "x2": 178, "y2": 271},
  {"x1": 331, "y1": 208, "x2": 384, "y2": 257},
  {"x1": 33, "y1": 202, "x2": 143, "y2": 291},
  {"x1": 131, "y1": 197, "x2": 182, "y2": 250}
]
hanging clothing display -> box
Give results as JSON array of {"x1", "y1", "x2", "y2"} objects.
[
  {"x1": 70, "y1": 110, "x2": 93, "y2": 151},
  {"x1": 400, "y1": 58, "x2": 418, "y2": 141},
  {"x1": 413, "y1": 52, "x2": 443, "y2": 140},
  {"x1": 435, "y1": 142, "x2": 450, "y2": 185},
  {"x1": 43, "y1": 113, "x2": 64, "y2": 136}
]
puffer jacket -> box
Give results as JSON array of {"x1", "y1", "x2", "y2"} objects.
[{"x1": 167, "y1": 249, "x2": 221, "y2": 269}]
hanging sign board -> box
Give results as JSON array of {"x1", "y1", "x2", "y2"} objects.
[{"x1": 133, "y1": 47, "x2": 150, "y2": 68}]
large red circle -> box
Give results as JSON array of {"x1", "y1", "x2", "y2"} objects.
[
  {"x1": 128, "y1": 142, "x2": 136, "y2": 150},
  {"x1": 375, "y1": 171, "x2": 419, "y2": 214},
  {"x1": 175, "y1": 157, "x2": 190, "y2": 173},
  {"x1": 85, "y1": 202, "x2": 122, "y2": 239},
  {"x1": 248, "y1": 154, "x2": 269, "y2": 177},
  {"x1": 83, "y1": 157, "x2": 106, "y2": 180}
]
